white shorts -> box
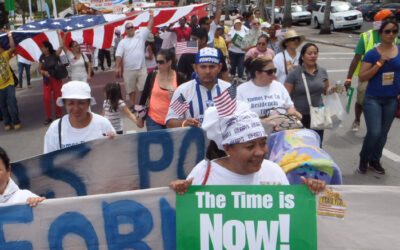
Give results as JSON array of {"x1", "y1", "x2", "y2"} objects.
[{"x1": 123, "y1": 67, "x2": 147, "y2": 94}]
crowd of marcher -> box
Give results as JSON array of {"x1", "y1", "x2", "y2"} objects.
[{"x1": 0, "y1": 3, "x2": 399, "y2": 206}]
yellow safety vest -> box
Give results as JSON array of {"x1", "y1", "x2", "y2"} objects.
[{"x1": 354, "y1": 30, "x2": 398, "y2": 76}]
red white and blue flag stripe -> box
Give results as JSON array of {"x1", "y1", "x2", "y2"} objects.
[
  {"x1": 213, "y1": 84, "x2": 237, "y2": 118},
  {"x1": 170, "y1": 93, "x2": 190, "y2": 117},
  {"x1": 1, "y1": 3, "x2": 209, "y2": 62}
]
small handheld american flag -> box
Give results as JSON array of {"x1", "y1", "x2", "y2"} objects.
[
  {"x1": 213, "y1": 84, "x2": 237, "y2": 118},
  {"x1": 175, "y1": 40, "x2": 198, "y2": 55},
  {"x1": 170, "y1": 93, "x2": 190, "y2": 116}
]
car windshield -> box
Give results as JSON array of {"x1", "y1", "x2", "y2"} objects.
[
  {"x1": 291, "y1": 6, "x2": 305, "y2": 12},
  {"x1": 331, "y1": 3, "x2": 354, "y2": 13}
]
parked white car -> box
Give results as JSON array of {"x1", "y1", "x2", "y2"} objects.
[
  {"x1": 278, "y1": 5, "x2": 312, "y2": 25},
  {"x1": 312, "y1": 1, "x2": 363, "y2": 30}
]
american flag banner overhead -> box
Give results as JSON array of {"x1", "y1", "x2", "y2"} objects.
[
  {"x1": 8, "y1": 3, "x2": 209, "y2": 62},
  {"x1": 213, "y1": 83, "x2": 237, "y2": 118},
  {"x1": 170, "y1": 93, "x2": 190, "y2": 117}
]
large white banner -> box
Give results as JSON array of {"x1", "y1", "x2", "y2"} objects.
[
  {"x1": 0, "y1": 186, "x2": 399, "y2": 249},
  {"x1": 11, "y1": 127, "x2": 206, "y2": 199}
]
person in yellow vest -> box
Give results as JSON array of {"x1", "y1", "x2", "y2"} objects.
[
  {"x1": 344, "y1": 10, "x2": 397, "y2": 132},
  {"x1": 0, "y1": 30, "x2": 21, "y2": 131},
  {"x1": 214, "y1": 26, "x2": 228, "y2": 58},
  {"x1": 254, "y1": 9, "x2": 264, "y2": 24}
]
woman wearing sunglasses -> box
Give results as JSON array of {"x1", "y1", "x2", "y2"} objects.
[
  {"x1": 245, "y1": 34, "x2": 276, "y2": 60},
  {"x1": 238, "y1": 56, "x2": 302, "y2": 120},
  {"x1": 284, "y1": 43, "x2": 329, "y2": 145},
  {"x1": 356, "y1": 20, "x2": 400, "y2": 175},
  {"x1": 137, "y1": 49, "x2": 186, "y2": 131},
  {"x1": 273, "y1": 30, "x2": 304, "y2": 85}
]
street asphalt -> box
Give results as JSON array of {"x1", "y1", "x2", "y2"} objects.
[{"x1": 1, "y1": 21, "x2": 399, "y2": 186}]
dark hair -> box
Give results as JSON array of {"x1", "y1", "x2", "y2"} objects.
[
  {"x1": 244, "y1": 56, "x2": 273, "y2": 79},
  {"x1": 157, "y1": 49, "x2": 176, "y2": 69},
  {"x1": 206, "y1": 141, "x2": 227, "y2": 160},
  {"x1": 179, "y1": 16, "x2": 187, "y2": 22},
  {"x1": 379, "y1": 20, "x2": 399, "y2": 34},
  {"x1": 145, "y1": 40, "x2": 157, "y2": 55},
  {"x1": 0, "y1": 147, "x2": 10, "y2": 171},
  {"x1": 199, "y1": 16, "x2": 210, "y2": 26},
  {"x1": 42, "y1": 41, "x2": 55, "y2": 54},
  {"x1": 104, "y1": 82, "x2": 123, "y2": 112},
  {"x1": 299, "y1": 43, "x2": 319, "y2": 66},
  {"x1": 191, "y1": 27, "x2": 208, "y2": 41},
  {"x1": 258, "y1": 34, "x2": 270, "y2": 44},
  {"x1": 68, "y1": 40, "x2": 78, "y2": 49}
]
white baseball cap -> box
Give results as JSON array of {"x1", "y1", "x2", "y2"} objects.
[{"x1": 56, "y1": 81, "x2": 96, "y2": 107}]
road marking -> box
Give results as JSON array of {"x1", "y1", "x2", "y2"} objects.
[
  {"x1": 319, "y1": 52, "x2": 354, "y2": 55},
  {"x1": 319, "y1": 57, "x2": 353, "y2": 60},
  {"x1": 383, "y1": 148, "x2": 400, "y2": 162},
  {"x1": 327, "y1": 69, "x2": 348, "y2": 73}
]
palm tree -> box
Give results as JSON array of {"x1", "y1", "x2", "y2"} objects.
[
  {"x1": 282, "y1": 0, "x2": 292, "y2": 28},
  {"x1": 320, "y1": 0, "x2": 332, "y2": 34},
  {"x1": 257, "y1": 0, "x2": 267, "y2": 21},
  {"x1": 224, "y1": 0, "x2": 230, "y2": 20}
]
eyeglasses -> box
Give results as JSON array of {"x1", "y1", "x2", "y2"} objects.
[
  {"x1": 286, "y1": 37, "x2": 300, "y2": 42},
  {"x1": 383, "y1": 29, "x2": 399, "y2": 35},
  {"x1": 251, "y1": 22, "x2": 260, "y2": 25},
  {"x1": 259, "y1": 68, "x2": 277, "y2": 75},
  {"x1": 257, "y1": 42, "x2": 267, "y2": 46},
  {"x1": 126, "y1": 26, "x2": 134, "y2": 30},
  {"x1": 156, "y1": 60, "x2": 166, "y2": 64}
]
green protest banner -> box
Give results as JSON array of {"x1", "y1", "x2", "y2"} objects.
[
  {"x1": 177, "y1": 185, "x2": 316, "y2": 250},
  {"x1": 232, "y1": 33, "x2": 244, "y2": 49}
]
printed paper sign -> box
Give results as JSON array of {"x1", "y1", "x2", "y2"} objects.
[
  {"x1": 176, "y1": 185, "x2": 317, "y2": 250},
  {"x1": 232, "y1": 33, "x2": 244, "y2": 49}
]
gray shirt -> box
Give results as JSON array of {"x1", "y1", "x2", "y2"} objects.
[{"x1": 285, "y1": 65, "x2": 328, "y2": 115}]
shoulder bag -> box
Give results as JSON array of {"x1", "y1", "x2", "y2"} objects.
[
  {"x1": 302, "y1": 72, "x2": 332, "y2": 130},
  {"x1": 81, "y1": 53, "x2": 94, "y2": 77},
  {"x1": 54, "y1": 56, "x2": 69, "y2": 80}
]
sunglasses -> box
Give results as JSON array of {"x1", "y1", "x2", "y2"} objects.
[
  {"x1": 383, "y1": 29, "x2": 399, "y2": 35},
  {"x1": 257, "y1": 42, "x2": 267, "y2": 46},
  {"x1": 252, "y1": 22, "x2": 260, "y2": 25},
  {"x1": 126, "y1": 26, "x2": 134, "y2": 30},
  {"x1": 286, "y1": 37, "x2": 300, "y2": 42},
  {"x1": 156, "y1": 60, "x2": 166, "y2": 64},
  {"x1": 259, "y1": 68, "x2": 277, "y2": 75}
]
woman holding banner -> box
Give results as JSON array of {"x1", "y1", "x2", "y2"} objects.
[
  {"x1": 169, "y1": 101, "x2": 326, "y2": 194},
  {"x1": 43, "y1": 81, "x2": 115, "y2": 153},
  {"x1": 0, "y1": 147, "x2": 45, "y2": 206}
]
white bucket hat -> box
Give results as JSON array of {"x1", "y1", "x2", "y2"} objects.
[{"x1": 56, "y1": 81, "x2": 96, "y2": 107}]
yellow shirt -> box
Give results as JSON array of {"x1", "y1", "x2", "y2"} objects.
[
  {"x1": 0, "y1": 51, "x2": 14, "y2": 89},
  {"x1": 214, "y1": 36, "x2": 228, "y2": 57},
  {"x1": 224, "y1": 25, "x2": 230, "y2": 35}
]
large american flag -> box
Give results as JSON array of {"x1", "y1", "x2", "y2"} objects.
[
  {"x1": 170, "y1": 93, "x2": 190, "y2": 116},
  {"x1": 0, "y1": 3, "x2": 208, "y2": 62},
  {"x1": 213, "y1": 84, "x2": 237, "y2": 118},
  {"x1": 175, "y1": 40, "x2": 198, "y2": 55}
]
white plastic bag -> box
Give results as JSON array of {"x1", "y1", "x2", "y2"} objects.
[{"x1": 322, "y1": 93, "x2": 346, "y2": 127}]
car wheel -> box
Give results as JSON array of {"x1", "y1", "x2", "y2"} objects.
[
  {"x1": 354, "y1": 25, "x2": 361, "y2": 30},
  {"x1": 313, "y1": 17, "x2": 319, "y2": 29},
  {"x1": 330, "y1": 21, "x2": 335, "y2": 31}
]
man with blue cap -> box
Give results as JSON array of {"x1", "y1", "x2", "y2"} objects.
[{"x1": 166, "y1": 47, "x2": 231, "y2": 128}]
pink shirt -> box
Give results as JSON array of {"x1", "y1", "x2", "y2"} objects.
[
  {"x1": 174, "y1": 26, "x2": 192, "y2": 42},
  {"x1": 245, "y1": 47, "x2": 275, "y2": 60}
]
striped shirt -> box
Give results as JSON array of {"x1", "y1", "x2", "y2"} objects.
[
  {"x1": 165, "y1": 78, "x2": 231, "y2": 124},
  {"x1": 103, "y1": 100, "x2": 126, "y2": 132}
]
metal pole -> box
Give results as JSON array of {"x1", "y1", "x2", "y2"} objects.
[
  {"x1": 271, "y1": 0, "x2": 275, "y2": 24},
  {"x1": 52, "y1": 0, "x2": 57, "y2": 18}
]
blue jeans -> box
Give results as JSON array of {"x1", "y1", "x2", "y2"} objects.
[
  {"x1": 360, "y1": 95, "x2": 398, "y2": 161},
  {"x1": 228, "y1": 51, "x2": 244, "y2": 78},
  {"x1": 18, "y1": 62, "x2": 31, "y2": 87},
  {"x1": 146, "y1": 115, "x2": 167, "y2": 131},
  {"x1": 0, "y1": 85, "x2": 20, "y2": 126}
]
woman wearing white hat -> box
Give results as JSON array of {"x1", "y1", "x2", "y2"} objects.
[
  {"x1": 43, "y1": 81, "x2": 115, "y2": 153},
  {"x1": 169, "y1": 101, "x2": 326, "y2": 194},
  {"x1": 226, "y1": 19, "x2": 248, "y2": 81},
  {"x1": 273, "y1": 30, "x2": 304, "y2": 85}
]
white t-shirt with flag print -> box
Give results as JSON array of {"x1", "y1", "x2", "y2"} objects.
[{"x1": 165, "y1": 79, "x2": 231, "y2": 124}]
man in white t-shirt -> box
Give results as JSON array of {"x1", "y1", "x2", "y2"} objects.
[
  {"x1": 115, "y1": 10, "x2": 154, "y2": 109},
  {"x1": 199, "y1": 0, "x2": 222, "y2": 47},
  {"x1": 166, "y1": 47, "x2": 231, "y2": 127}
]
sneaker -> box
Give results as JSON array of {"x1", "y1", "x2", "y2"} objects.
[
  {"x1": 14, "y1": 124, "x2": 21, "y2": 131},
  {"x1": 44, "y1": 118, "x2": 53, "y2": 125},
  {"x1": 351, "y1": 121, "x2": 360, "y2": 132},
  {"x1": 368, "y1": 161, "x2": 385, "y2": 174},
  {"x1": 4, "y1": 125, "x2": 11, "y2": 131},
  {"x1": 357, "y1": 159, "x2": 368, "y2": 174}
]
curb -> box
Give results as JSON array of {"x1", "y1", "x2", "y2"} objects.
[{"x1": 305, "y1": 38, "x2": 356, "y2": 49}]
